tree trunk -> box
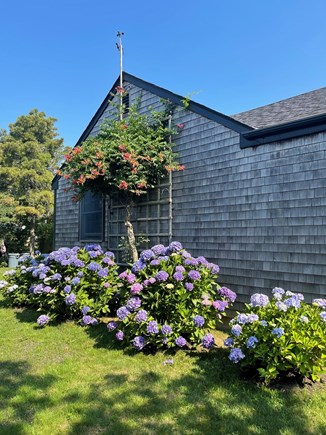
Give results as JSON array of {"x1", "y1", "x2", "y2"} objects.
[
  {"x1": 29, "y1": 216, "x2": 36, "y2": 256},
  {"x1": 124, "y1": 198, "x2": 138, "y2": 263}
]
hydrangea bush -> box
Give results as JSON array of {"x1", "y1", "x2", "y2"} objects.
[
  {"x1": 1, "y1": 244, "x2": 119, "y2": 325},
  {"x1": 225, "y1": 288, "x2": 326, "y2": 383},
  {"x1": 108, "y1": 241, "x2": 237, "y2": 351}
]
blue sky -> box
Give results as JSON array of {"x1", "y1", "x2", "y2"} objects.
[{"x1": 1, "y1": 0, "x2": 326, "y2": 147}]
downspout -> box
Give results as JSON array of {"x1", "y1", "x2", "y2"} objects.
[{"x1": 168, "y1": 114, "x2": 173, "y2": 244}]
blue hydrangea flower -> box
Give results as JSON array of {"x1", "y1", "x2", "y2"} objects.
[
  {"x1": 175, "y1": 336, "x2": 187, "y2": 347},
  {"x1": 37, "y1": 314, "x2": 50, "y2": 326},
  {"x1": 135, "y1": 310, "x2": 148, "y2": 323},
  {"x1": 131, "y1": 259, "x2": 147, "y2": 274},
  {"x1": 97, "y1": 268, "x2": 109, "y2": 278},
  {"x1": 193, "y1": 315, "x2": 205, "y2": 327},
  {"x1": 126, "y1": 297, "x2": 142, "y2": 311},
  {"x1": 77, "y1": 271, "x2": 84, "y2": 277},
  {"x1": 64, "y1": 285, "x2": 71, "y2": 294},
  {"x1": 65, "y1": 293, "x2": 76, "y2": 305},
  {"x1": 202, "y1": 333, "x2": 215, "y2": 349},
  {"x1": 167, "y1": 241, "x2": 183, "y2": 253},
  {"x1": 117, "y1": 306, "x2": 130, "y2": 320},
  {"x1": 284, "y1": 293, "x2": 304, "y2": 309},
  {"x1": 185, "y1": 282, "x2": 194, "y2": 291},
  {"x1": 161, "y1": 324, "x2": 172, "y2": 335},
  {"x1": 250, "y1": 293, "x2": 269, "y2": 308},
  {"x1": 313, "y1": 299, "x2": 326, "y2": 309},
  {"x1": 224, "y1": 337, "x2": 234, "y2": 347},
  {"x1": 272, "y1": 287, "x2": 285, "y2": 300},
  {"x1": 133, "y1": 336, "x2": 146, "y2": 351},
  {"x1": 51, "y1": 273, "x2": 62, "y2": 281},
  {"x1": 81, "y1": 315, "x2": 92, "y2": 325},
  {"x1": 261, "y1": 320, "x2": 268, "y2": 327},
  {"x1": 247, "y1": 336, "x2": 259, "y2": 349},
  {"x1": 276, "y1": 301, "x2": 288, "y2": 312},
  {"x1": 107, "y1": 321, "x2": 118, "y2": 331},
  {"x1": 87, "y1": 262, "x2": 101, "y2": 272},
  {"x1": 237, "y1": 314, "x2": 249, "y2": 324},
  {"x1": 320, "y1": 311, "x2": 326, "y2": 322},
  {"x1": 231, "y1": 324, "x2": 242, "y2": 337},
  {"x1": 272, "y1": 327, "x2": 284, "y2": 338},
  {"x1": 156, "y1": 270, "x2": 169, "y2": 282},
  {"x1": 147, "y1": 320, "x2": 159, "y2": 334},
  {"x1": 219, "y1": 287, "x2": 237, "y2": 303},
  {"x1": 229, "y1": 348, "x2": 245, "y2": 363},
  {"x1": 247, "y1": 314, "x2": 259, "y2": 323}
]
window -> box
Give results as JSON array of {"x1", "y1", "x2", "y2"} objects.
[{"x1": 79, "y1": 191, "x2": 104, "y2": 241}]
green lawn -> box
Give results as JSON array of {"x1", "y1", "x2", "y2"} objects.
[{"x1": 0, "y1": 269, "x2": 325, "y2": 434}]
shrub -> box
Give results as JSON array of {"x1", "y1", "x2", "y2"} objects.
[
  {"x1": 1, "y1": 244, "x2": 119, "y2": 325},
  {"x1": 225, "y1": 288, "x2": 326, "y2": 383},
  {"x1": 107, "y1": 241, "x2": 237, "y2": 351}
]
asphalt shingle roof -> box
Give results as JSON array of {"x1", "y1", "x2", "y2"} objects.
[{"x1": 231, "y1": 87, "x2": 326, "y2": 129}]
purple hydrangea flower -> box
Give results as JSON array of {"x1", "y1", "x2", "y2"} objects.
[
  {"x1": 173, "y1": 272, "x2": 184, "y2": 281},
  {"x1": 102, "y1": 257, "x2": 115, "y2": 266},
  {"x1": 64, "y1": 285, "x2": 71, "y2": 294},
  {"x1": 147, "y1": 320, "x2": 159, "y2": 334},
  {"x1": 313, "y1": 299, "x2": 326, "y2": 309},
  {"x1": 90, "y1": 318, "x2": 98, "y2": 326},
  {"x1": 77, "y1": 271, "x2": 84, "y2": 277},
  {"x1": 236, "y1": 314, "x2": 249, "y2": 324},
  {"x1": 140, "y1": 249, "x2": 155, "y2": 261},
  {"x1": 247, "y1": 336, "x2": 259, "y2": 349},
  {"x1": 81, "y1": 315, "x2": 92, "y2": 325},
  {"x1": 161, "y1": 324, "x2": 172, "y2": 335},
  {"x1": 84, "y1": 243, "x2": 102, "y2": 252},
  {"x1": 130, "y1": 283, "x2": 143, "y2": 295},
  {"x1": 197, "y1": 256, "x2": 208, "y2": 265},
  {"x1": 272, "y1": 287, "x2": 285, "y2": 300},
  {"x1": 126, "y1": 273, "x2": 136, "y2": 284},
  {"x1": 97, "y1": 268, "x2": 109, "y2": 278},
  {"x1": 206, "y1": 263, "x2": 220, "y2": 275},
  {"x1": 104, "y1": 251, "x2": 115, "y2": 259},
  {"x1": 119, "y1": 271, "x2": 128, "y2": 280},
  {"x1": 168, "y1": 241, "x2": 183, "y2": 253},
  {"x1": 82, "y1": 306, "x2": 90, "y2": 315},
  {"x1": 185, "y1": 282, "x2": 194, "y2": 291},
  {"x1": 51, "y1": 273, "x2": 62, "y2": 281},
  {"x1": 135, "y1": 310, "x2": 148, "y2": 323},
  {"x1": 150, "y1": 259, "x2": 160, "y2": 266},
  {"x1": 224, "y1": 337, "x2": 234, "y2": 347},
  {"x1": 193, "y1": 315, "x2": 205, "y2": 328},
  {"x1": 284, "y1": 294, "x2": 304, "y2": 309},
  {"x1": 212, "y1": 300, "x2": 228, "y2": 312},
  {"x1": 219, "y1": 287, "x2": 237, "y2": 303},
  {"x1": 202, "y1": 333, "x2": 215, "y2": 349},
  {"x1": 117, "y1": 306, "x2": 131, "y2": 320},
  {"x1": 188, "y1": 270, "x2": 201, "y2": 281},
  {"x1": 156, "y1": 270, "x2": 169, "y2": 282},
  {"x1": 107, "y1": 321, "x2": 118, "y2": 331},
  {"x1": 151, "y1": 244, "x2": 167, "y2": 256},
  {"x1": 158, "y1": 256, "x2": 169, "y2": 262},
  {"x1": 231, "y1": 324, "x2": 242, "y2": 337},
  {"x1": 37, "y1": 314, "x2": 50, "y2": 326},
  {"x1": 175, "y1": 336, "x2": 187, "y2": 347},
  {"x1": 261, "y1": 320, "x2": 268, "y2": 327},
  {"x1": 272, "y1": 327, "x2": 284, "y2": 338},
  {"x1": 115, "y1": 330, "x2": 124, "y2": 341},
  {"x1": 87, "y1": 262, "x2": 101, "y2": 272},
  {"x1": 182, "y1": 251, "x2": 191, "y2": 258},
  {"x1": 126, "y1": 297, "x2": 142, "y2": 311},
  {"x1": 175, "y1": 265, "x2": 185, "y2": 273},
  {"x1": 229, "y1": 348, "x2": 245, "y2": 363},
  {"x1": 133, "y1": 336, "x2": 146, "y2": 351},
  {"x1": 250, "y1": 293, "x2": 269, "y2": 308},
  {"x1": 184, "y1": 258, "x2": 199, "y2": 266},
  {"x1": 131, "y1": 260, "x2": 146, "y2": 274},
  {"x1": 65, "y1": 293, "x2": 76, "y2": 305}
]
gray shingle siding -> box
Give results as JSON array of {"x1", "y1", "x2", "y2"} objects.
[{"x1": 54, "y1": 79, "x2": 326, "y2": 305}]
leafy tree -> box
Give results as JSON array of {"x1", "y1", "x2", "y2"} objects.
[
  {"x1": 0, "y1": 109, "x2": 65, "y2": 254},
  {"x1": 60, "y1": 97, "x2": 184, "y2": 262}
]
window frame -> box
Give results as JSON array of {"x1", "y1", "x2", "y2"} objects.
[{"x1": 79, "y1": 191, "x2": 105, "y2": 242}]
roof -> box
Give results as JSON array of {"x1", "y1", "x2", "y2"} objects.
[{"x1": 231, "y1": 87, "x2": 326, "y2": 129}]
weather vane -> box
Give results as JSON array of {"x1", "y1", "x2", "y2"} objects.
[{"x1": 116, "y1": 31, "x2": 124, "y2": 120}]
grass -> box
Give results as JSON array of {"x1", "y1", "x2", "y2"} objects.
[{"x1": 0, "y1": 269, "x2": 325, "y2": 434}]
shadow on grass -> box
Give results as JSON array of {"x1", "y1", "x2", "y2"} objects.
[
  {"x1": 61, "y1": 348, "x2": 325, "y2": 435},
  {"x1": 0, "y1": 360, "x2": 57, "y2": 434}
]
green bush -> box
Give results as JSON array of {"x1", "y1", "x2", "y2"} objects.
[
  {"x1": 108, "y1": 241, "x2": 237, "y2": 351},
  {"x1": 225, "y1": 289, "x2": 326, "y2": 383}
]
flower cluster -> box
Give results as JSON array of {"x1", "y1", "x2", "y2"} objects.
[
  {"x1": 108, "y1": 241, "x2": 236, "y2": 351},
  {"x1": 226, "y1": 289, "x2": 326, "y2": 383},
  {"x1": 1, "y1": 245, "x2": 119, "y2": 326}
]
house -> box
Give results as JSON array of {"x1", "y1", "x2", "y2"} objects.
[{"x1": 52, "y1": 72, "x2": 326, "y2": 306}]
